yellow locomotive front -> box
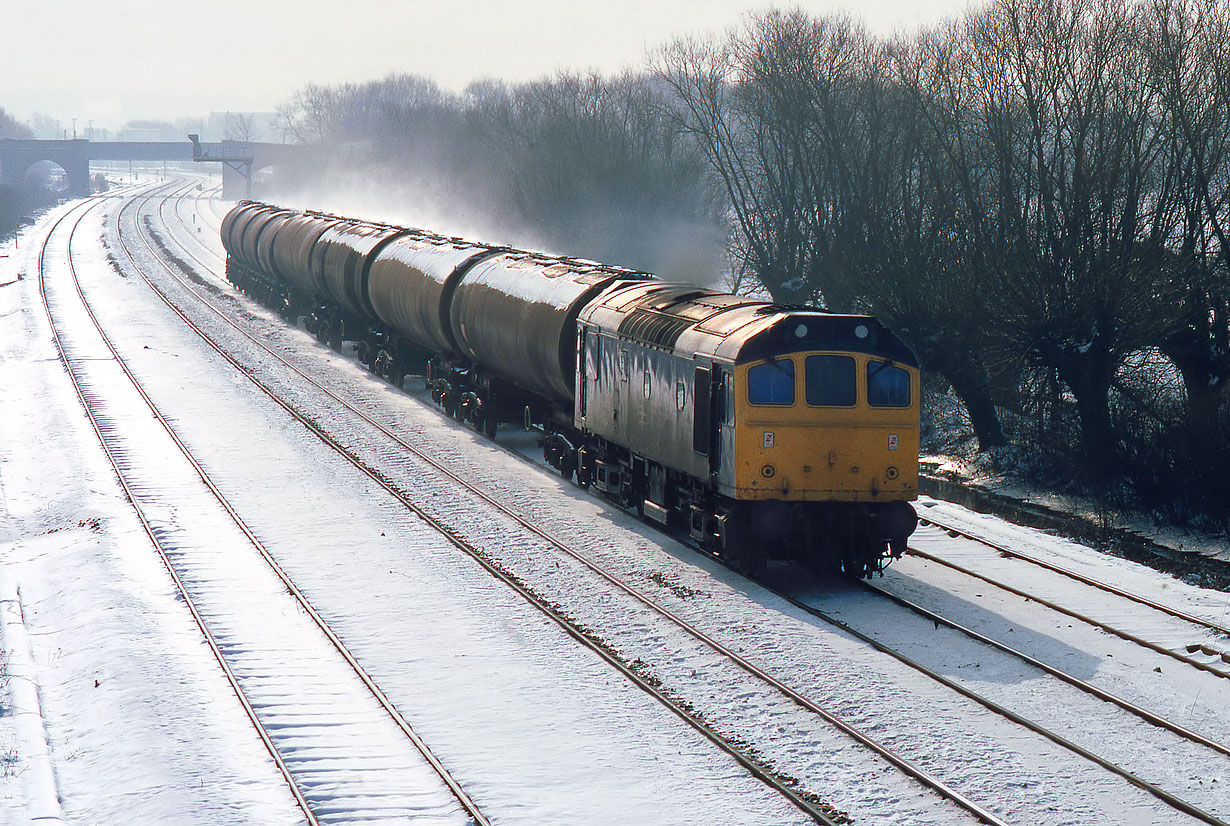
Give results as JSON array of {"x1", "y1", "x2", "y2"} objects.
[
  {"x1": 713, "y1": 313, "x2": 921, "y2": 576},
  {"x1": 732, "y1": 351, "x2": 919, "y2": 502}
]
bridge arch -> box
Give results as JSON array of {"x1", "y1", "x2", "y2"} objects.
[
  {"x1": 0, "y1": 140, "x2": 90, "y2": 196},
  {"x1": 23, "y1": 159, "x2": 70, "y2": 193}
]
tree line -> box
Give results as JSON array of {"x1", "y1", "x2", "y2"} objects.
[{"x1": 275, "y1": 0, "x2": 1229, "y2": 529}]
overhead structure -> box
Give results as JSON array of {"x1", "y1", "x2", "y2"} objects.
[
  {"x1": 189, "y1": 134, "x2": 253, "y2": 197},
  {"x1": 0, "y1": 137, "x2": 310, "y2": 199}
]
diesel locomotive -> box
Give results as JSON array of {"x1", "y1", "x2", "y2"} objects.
[{"x1": 220, "y1": 201, "x2": 919, "y2": 578}]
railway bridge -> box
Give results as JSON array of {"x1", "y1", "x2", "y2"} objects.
[{"x1": 0, "y1": 138, "x2": 311, "y2": 198}]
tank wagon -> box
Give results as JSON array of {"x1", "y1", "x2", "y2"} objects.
[{"x1": 222, "y1": 201, "x2": 919, "y2": 578}]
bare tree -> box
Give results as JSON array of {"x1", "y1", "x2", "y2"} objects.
[
  {"x1": 26, "y1": 112, "x2": 61, "y2": 140},
  {"x1": 225, "y1": 111, "x2": 258, "y2": 142},
  {"x1": 874, "y1": 25, "x2": 1011, "y2": 448},
  {"x1": 1145, "y1": 0, "x2": 1230, "y2": 453},
  {"x1": 660, "y1": 13, "x2": 1012, "y2": 446},
  {"x1": 262, "y1": 1, "x2": 1228, "y2": 520},
  {"x1": 944, "y1": 0, "x2": 1183, "y2": 467},
  {"x1": 658, "y1": 11, "x2": 880, "y2": 305},
  {"x1": 277, "y1": 83, "x2": 343, "y2": 144}
]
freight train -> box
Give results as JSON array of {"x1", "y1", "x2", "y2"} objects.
[{"x1": 220, "y1": 201, "x2": 920, "y2": 578}]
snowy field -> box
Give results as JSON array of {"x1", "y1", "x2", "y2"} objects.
[{"x1": 1, "y1": 183, "x2": 1227, "y2": 825}]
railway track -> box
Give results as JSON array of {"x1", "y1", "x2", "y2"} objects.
[
  {"x1": 118, "y1": 181, "x2": 860, "y2": 823},
  {"x1": 880, "y1": 507, "x2": 1230, "y2": 701},
  {"x1": 168, "y1": 181, "x2": 226, "y2": 266},
  {"x1": 129, "y1": 181, "x2": 1017, "y2": 824},
  {"x1": 771, "y1": 582, "x2": 1230, "y2": 824},
  {"x1": 915, "y1": 512, "x2": 1230, "y2": 638},
  {"x1": 630, "y1": 493, "x2": 1230, "y2": 824},
  {"x1": 140, "y1": 180, "x2": 1230, "y2": 824},
  {"x1": 39, "y1": 189, "x2": 488, "y2": 826}
]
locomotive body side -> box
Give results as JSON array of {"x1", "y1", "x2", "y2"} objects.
[{"x1": 576, "y1": 282, "x2": 757, "y2": 483}]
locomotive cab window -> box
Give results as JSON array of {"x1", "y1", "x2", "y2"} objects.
[
  {"x1": 867, "y1": 360, "x2": 911, "y2": 407},
  {"x1": 747, "y1": 359, "x2": 795, "y2": 406},
  {"x1": 805, "y1": 355, "x2": 856, "y2": 406}
]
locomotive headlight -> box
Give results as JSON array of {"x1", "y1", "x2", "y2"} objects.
[
  {"x1": 761, "y1": 464, "x2": 777, "y2": 479},
  {"x1": 855, "y1": 324, "x2": 869, "y2": 339},
  {"x1": 885, "y1": 466, "x2": 900, "y2": 481}
]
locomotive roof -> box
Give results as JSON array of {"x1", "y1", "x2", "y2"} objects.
[{"x1": 580, "y1": 281, "x2": 918, "y2": 367}]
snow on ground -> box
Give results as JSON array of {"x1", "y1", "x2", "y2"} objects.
[
  {"x1": 0, "y1": 201, "x2": 305, "y2": 825},
  {"x1": 4, "y1": 184, "x2": 1227, "y2": 825},
  {"x1": 0, "y1": 192, "x2": 814, "y2": 824},
  {"x1": 149, "y1": 186, "x2": 1229, "y2": 824},
  {"x1": 921, "y1": 451, "x2": 1230, "y2": 565},
  {"x1": 90, "y1": 190, "x2": 814, "y2": 824}
]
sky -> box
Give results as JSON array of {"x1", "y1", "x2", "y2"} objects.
[{"x1": 3, "y1": 0, "x2": 982, "y2": 132}]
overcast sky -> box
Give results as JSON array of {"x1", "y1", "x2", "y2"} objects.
[{"x1": 4, "y1": 0, "x2": 981, "y2": 131}]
